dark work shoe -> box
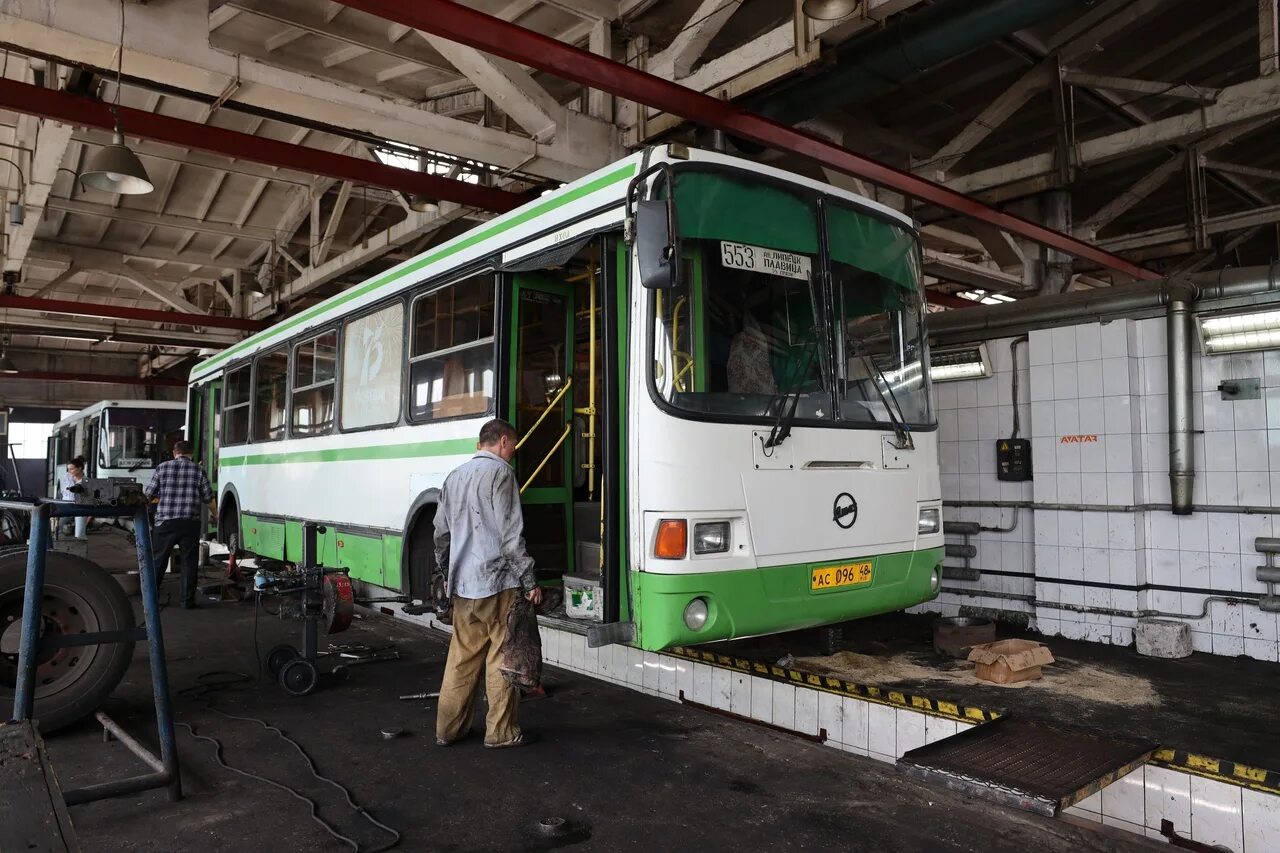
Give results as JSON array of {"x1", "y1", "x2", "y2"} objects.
[{"x1": 484, "y1": 731, "x2": 539, "y2": 749}]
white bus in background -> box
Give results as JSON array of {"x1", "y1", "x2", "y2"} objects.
[{"x1": 46, "y1": 400, "x2": 187, "y2": 497}]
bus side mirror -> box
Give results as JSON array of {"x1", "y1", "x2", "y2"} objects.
[{"x1": 635, "y1": 199, "x2": 681, "y2": 290}]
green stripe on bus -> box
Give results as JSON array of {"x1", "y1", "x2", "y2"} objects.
[
  {"x1": 221, "y1": 437, "x2": 477, "y2": 467},
  {"x1": 192, "y1": 162, "x2": 638, "y2": 380}
]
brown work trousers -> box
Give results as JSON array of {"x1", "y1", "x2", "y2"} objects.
[{"x1": 435, "y1": 588, "x2": 521, "y2": 746}]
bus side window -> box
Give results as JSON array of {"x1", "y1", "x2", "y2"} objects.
[
  {"x1": 340, "y1": 302, "x2": 405, "y2": 430},
  {"x1": 292, "y1": 331, "x2": 337, "y2": 436},
  {"x1": 252, "y1": 346, "x2": 290, "y2": 442},
  {"x1": 408, "y1": 274, "x2": 495, "y2": 422},
  {"x1": 223, "y1": 366, "x2": 252, "y2": 445}
]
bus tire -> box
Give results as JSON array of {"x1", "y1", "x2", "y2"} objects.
[
  {"x1": 221, "y1": 504, "x2": 242, "y2": 556},
  {"x1": 0, "y1": 550, "x2": 136, "y2": 733},
  {"x1": 405, "y1": 509, "x2": 437, "y2": 599}
]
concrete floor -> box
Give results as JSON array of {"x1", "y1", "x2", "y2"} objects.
[
  {"x1": 51, "y1": 611, "x2": 1159, "y2": 853},
  {"x1": 28, "y1": 530, "x2": 1159, "y2": 852}
]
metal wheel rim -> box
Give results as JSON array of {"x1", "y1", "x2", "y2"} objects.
[{"x1": 0, "y1": 583, "x2": 105, "y2": 700}]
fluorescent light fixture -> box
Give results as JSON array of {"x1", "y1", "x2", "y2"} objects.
[
  {"x1": 930, "y1": 343, "x2": 991, "y2": 383},
  {"x1": 1199, "y1": 309, "x2": 1280, "y2": 354},
  {"x1": 959, "y1": 289, "x2": 1016, "y2": 306}
]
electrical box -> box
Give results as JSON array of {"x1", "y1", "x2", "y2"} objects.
[{"x1": 996, "y1": 438, "x2": 1032, "y2": 482}]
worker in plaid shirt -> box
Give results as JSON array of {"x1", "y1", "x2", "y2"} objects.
[{"x1": 144, "y1": 440, "x2": 215, "y2": 609}]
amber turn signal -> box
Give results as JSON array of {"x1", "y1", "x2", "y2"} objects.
[{"x1": 654, "y1": 519, "x2": 688, "y2": 559}]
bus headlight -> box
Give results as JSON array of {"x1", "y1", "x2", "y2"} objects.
[
  {"x1": 930, "y1": 565, "x2": 941, "y2": 593},
  {"x1": 683, "y1": 598, "x2": 709, "y2": 631},
  {"x1": 918, "y1": 507, "x2": 941, "y2": 535},
  {"x1": 692, "y1": 522, "x2": 730, "y2": 555}
]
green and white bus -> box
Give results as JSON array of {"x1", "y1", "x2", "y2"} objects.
[{"x1": 186, "y1": 144, "x2": 944, "y2": 651}]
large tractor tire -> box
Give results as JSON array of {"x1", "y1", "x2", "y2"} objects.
[{"x1": 0, "y1": 549, "x2": 136, "y2": 733}]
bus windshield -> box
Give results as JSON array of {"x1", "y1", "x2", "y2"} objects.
[
  {"x1": 102, "y1": 408, "x2": 185, "y2": 470},
  {"x1": 651, "y1": 168, "x2": 932, "y2": 428}
]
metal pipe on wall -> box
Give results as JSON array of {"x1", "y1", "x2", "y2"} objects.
[
  {"x1": 1166, "y1": 282, "x2": 1196, "y2": 514},
  {"x1": 927, "y1": 263, "x2": 1280, "y2": 342}
]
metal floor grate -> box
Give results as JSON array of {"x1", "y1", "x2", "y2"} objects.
[{"x1": 898, "y1": 717, "x2": 1155, "y2": 816}]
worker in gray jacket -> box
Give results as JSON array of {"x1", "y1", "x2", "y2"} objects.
[{"x1": 433, "y1": 418, "x2": 543, "y2": 748}]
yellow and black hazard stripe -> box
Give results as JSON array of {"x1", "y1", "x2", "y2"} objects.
[
  {"x1": 1149, "y1": 747, "x2": 1280, "y2": 796},
  {"x1": 666, "y1": 646, "x2": 1002, "y2": 725}
]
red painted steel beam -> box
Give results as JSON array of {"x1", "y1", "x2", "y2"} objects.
[
  {"x1": 1, "y1": 371, "x2": 186, "y2": 388},
  {"x1": 0, "y1": 295, "x2": 266, "y2": 332},
  {"x1": 334, "y1": 0, "x2": 1159, "y2": 282},
  {"x1": 0, "y1": 78, "x2": 530, "y2": 214}
]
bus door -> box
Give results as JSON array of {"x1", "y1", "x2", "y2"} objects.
[
  {"x1": 508, "y1": 274, "x2": 576, "y2": 582},
  {"x1": 85, "y1": 416, "x2": 100, "y2": 477},
  {"x1": 199, "y1": 381, "x2": 222, "y2": 492}
]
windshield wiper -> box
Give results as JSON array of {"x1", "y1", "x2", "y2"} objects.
[
  {"x1": 849, "y1": 342, "x2": 914, "y2": 451},
  {"x1": 763, "y1": 337, "x2": 819, "y2": 450}
]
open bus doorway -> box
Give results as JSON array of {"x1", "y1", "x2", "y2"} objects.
[{"x1": 504, "y1": 238, "x2": 616, "y2": 629}]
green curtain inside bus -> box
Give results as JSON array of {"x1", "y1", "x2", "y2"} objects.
[
  {"x1": 672, "y1": 172, "x2": 819, "y2": 255},
  {"x1": 827, "y1": 204, "x2": 920, "y2": 292}
]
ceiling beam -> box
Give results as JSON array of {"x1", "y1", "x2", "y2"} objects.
[
  {"x1": 1099, "y1": 204, "x2": 1280, "y2": 252},
  {"x1": 0, "y1": 0, "x2": 612, "y2": 182},
  {"x1": 649, "y1": 0, "x2": 744, "y2": 80},
  {"x1": 914, "y1": 62, "x2": 1052, "y2": 180},
  {"x1": 315, "y1": 181, "x2": 353, "y2": 265},
  {"x1": 1261, "y1": 0, "x2": 1279, "y2": 77},
  {"x1": 0, "y1": 312, "x2": 240, "y2": 348},
  {"x1": 27, "y1": 267, "x2": 82, "y2": 299},
  {"x1": 1074, "y1": 117, "x2": 1275, "y2": 238},
  {"x1": 43, "y1": 197, "x2": 279, "y2": 242},
  {"x1": 1060, "y1": 70, "x2": 1220, "y2": 103},
  {"x1": 0, "y1": 371, "x2": 187, "y2": 388},
  {"x1": 923, "y1": 250, "x2": 1024, "y2": 292},
  {"x1": 419, "y1": 33, "x2": 564, "y2": 141},
  {"x1": 29, "y1": 239, "x2": 236, "y2": 278},
  {"x1": 947, "y1": 74, "x2": 1280, "y2": 194},
  {"x1": 102, "y1": 264, "x2": 204, "y2": 314},
  {"x1": 334, "y1": 0, "x2": 1157, "y2": 280},
  {"x1": 0, "y1": 294, "x2": 265, "y2": 332},
  {"x1": 251, "y1": 204, "x2": 481, "y2": 318},
  {"x1": 0, "y1": 77, "x2": 530, "y2": 213},
  {"x1": 2, "y1": 66, "x2": 75, "y2": 274},
  {"x1": 222, "y1": 0, "x2": 453, "y2": 76}
]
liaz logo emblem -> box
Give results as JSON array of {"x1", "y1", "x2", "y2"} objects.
[{"x1": 832, "y1": 492, "x2": 858, "y2": 529}]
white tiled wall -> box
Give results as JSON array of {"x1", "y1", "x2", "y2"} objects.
[
  {"x1": 925, "y1": 317, "x2": 1280, "y2": 663},
  {"x1": 533, "y1": 624, "x2": 972, "y2": 764},
  {"x1": 1065, "y1": 763, "x2": 1277, "y2": 853}
]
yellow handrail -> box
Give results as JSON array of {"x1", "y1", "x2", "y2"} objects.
[
  {"x1": 671, "y1": 295, "x2": 694, "y2": 392},
  {"x1": 520, "y1": 423, "x2": 572, "y2": 493},
  {"x1": 514, "y1": 376, "x2": 573, "y2": 452}
]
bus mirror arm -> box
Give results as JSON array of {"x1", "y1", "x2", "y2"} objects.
[{"x1": 625, "y1": 163, "x2": 681, "y2": 291}]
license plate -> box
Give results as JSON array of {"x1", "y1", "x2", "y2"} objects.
[{"x1": 810, "y1": 561, "x2": 874, "y2": 591}]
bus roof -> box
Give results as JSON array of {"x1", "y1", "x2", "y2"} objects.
[
  {"x1": 189, "y1": 145, "x2": 915, "y2": 384},
  {"x1": 54, "y1": 400, "x2": 186, "y2": 430}
]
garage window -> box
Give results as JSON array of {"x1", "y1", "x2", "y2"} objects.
[
  {"x1": 252, "y1": 347, "x2": 290, "y2": 442},
  {"x1": 292, "y1": 330, "x2": 337, "y2": 436},
  {"x1": 222, "y1": 365, "x2": 251, "y2": 445}
]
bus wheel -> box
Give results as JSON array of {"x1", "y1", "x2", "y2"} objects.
[
  {"x1": 0, "y1": 550, "x2": 136, "y2": 733},
  {"x1": 221, "y1": 507, "x2": 242, "y2": 556}
]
